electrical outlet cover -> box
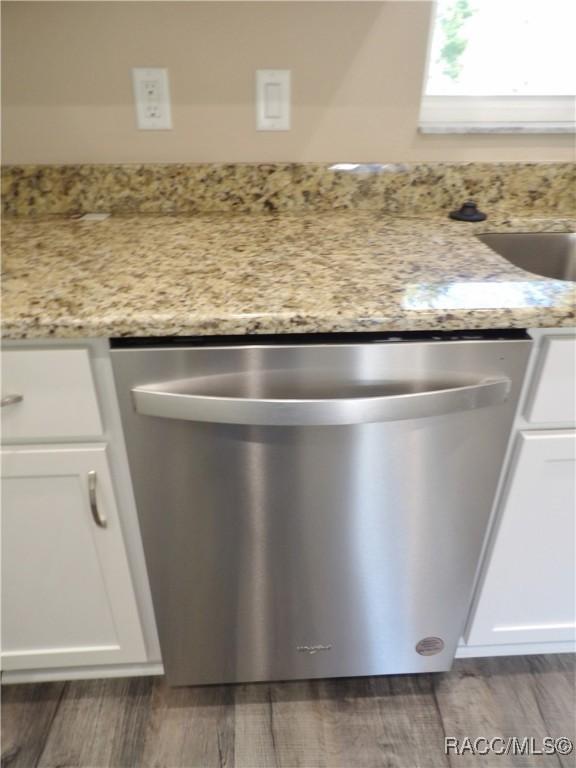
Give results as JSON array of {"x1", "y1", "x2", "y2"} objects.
[{"x1": 132, "y1": 68, "x2": 172, "y2": 130}]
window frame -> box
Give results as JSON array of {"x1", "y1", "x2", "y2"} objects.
[{"x1": 420, "y1": 2, "x2": 576, "y2": 135}]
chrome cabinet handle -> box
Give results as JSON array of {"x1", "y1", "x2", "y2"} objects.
[
  {"x1": 131, "y1": 377, "x2": 511, "y2": 427},
  {"x1": 1, "y1": 394, "x2": 23, "y2": 408},
  {"x1": 88, "y1": 470, "x2": 107, "y2": 528}
]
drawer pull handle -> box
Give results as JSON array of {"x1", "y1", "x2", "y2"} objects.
[
  {"x1": 88, "y1": 470, "x2": 107, "y2": 529},
  {"x1": 1, "y1": 394, "x2": 23, "y2": 408}
]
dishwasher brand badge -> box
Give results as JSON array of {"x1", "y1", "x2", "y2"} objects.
[
  {"x1": 415, "y1": 636, "x2": 445, "y2": 655},
  {"x1": 297, "y1": 644, "x2": 333, "y2": 655}
]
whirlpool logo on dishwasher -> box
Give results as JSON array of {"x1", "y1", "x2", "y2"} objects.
[{"x1": 296, "y1": 644, "x2": 333, "y2": 655}]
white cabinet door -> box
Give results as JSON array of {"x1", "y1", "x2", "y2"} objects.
[
  {"x1": 1, "y1": 445, "x2": 147, "y2": 671},
  {"x1": 466, "y1": 430, "x2": 576, "y2": 647}
]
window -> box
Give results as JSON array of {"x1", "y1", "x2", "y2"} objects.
[{"x1": 420, "y1": 0, "x2": 576, "y2": 133}]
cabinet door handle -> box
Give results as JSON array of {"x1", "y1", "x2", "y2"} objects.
[
  {"x1": 1, "y1": 394, "x2": 23, "y2": 408},
  {"x1": 88, "y1": 470, "x2": 107, "y2": 528}
]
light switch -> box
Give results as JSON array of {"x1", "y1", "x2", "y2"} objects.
[
  {"x1": 132, "y1": 68, "x2": 172, "y2": 130},
  {"x1": 264, "y1": 83, "x2": 282, "y2": 119},
  {"x1": 256, "y1": 70, "x2": 290, "y2": 131}
]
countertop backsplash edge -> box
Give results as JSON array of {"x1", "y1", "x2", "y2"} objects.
[{"x1": 2, "y1": 161, "x2": 575, "y2": 218}]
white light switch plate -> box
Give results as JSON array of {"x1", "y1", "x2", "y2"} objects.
[
  {"x1": 132, "y1": 68, "x2": 172, "y2": 130},
  {"x1": 256, "y1": 70, "x2": 291, "y2": 131}
]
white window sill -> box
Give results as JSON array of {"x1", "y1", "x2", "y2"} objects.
[
  {"x1": 420, "y1": 96, "x2": 575, "y2": 135},
  {"x1": 419, "y1": 122, "x2": 575, "y2": 135}
]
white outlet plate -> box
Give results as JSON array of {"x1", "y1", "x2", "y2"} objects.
[
  {"x1": 256, "y1": 70, "x2": 291, "y2": 131},
  {"x1": 132, "y1": 68, "x2": 172, "y2": 130}
]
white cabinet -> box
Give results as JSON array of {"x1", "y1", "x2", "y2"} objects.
[
  {"x1": 461, "y1": 329, "x2": 576, "y2": 658},
  {"x1": 1, "y1": 444, "x2": 147, "y2": 671},
  {"x1": 1, "y1": 348, "x2": 103, "y2": 441},
  {"x1": 524, "y1": 336, "x2": 576, "y2": 424},
  {"x1": 466, "y1": 430, "x2": 575, "y2": 648},
  {"x1": 1, "y1": 341, "x2": 160, "y2": 684}
]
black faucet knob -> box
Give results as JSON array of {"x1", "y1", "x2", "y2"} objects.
[{"x1": 449, "y1": 200, "x2": 487, "y2": 222}]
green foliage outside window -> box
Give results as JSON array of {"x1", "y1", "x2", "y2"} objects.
[{"x1": 437, "y1": 0, "x2": 476, "y2": 81}]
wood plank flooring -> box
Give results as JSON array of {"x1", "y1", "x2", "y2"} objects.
[{"x1": 2, "y1": 655, "x2": 574, "y2": 768}]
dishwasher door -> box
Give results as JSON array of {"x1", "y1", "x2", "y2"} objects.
[{"x1": 111, "y1": 335, "x2": 531, "y2": 685}]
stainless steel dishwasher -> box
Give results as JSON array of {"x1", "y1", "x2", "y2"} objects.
[{"x1": 111, "y1": 331, "x2": 531, "y2": 686}]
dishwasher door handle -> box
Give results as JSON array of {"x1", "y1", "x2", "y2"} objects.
[{"x1": 131, "y1": 377, "x2": 511, "y2": 427}]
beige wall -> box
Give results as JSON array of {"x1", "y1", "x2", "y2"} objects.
[{"x1": 2, "y1": 1, "x2": 574, "y2": 164}]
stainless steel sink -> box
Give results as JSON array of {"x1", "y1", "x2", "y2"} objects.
[{"x1": 478, "y1": 232, "x2": 576, "y2": 281}]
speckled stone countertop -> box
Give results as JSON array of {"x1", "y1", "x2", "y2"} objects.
[
  {"x1": 3, "y1": 162, "x2": 575, "y2": 217},
  {"x1": 2, "y1": 210, "x2": 574, "y2": 339}
]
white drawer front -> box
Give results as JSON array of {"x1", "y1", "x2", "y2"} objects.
[
  {"x1": 1, "y1": 349, "x2": 103, "y2": 440},
  {"x1": 524, "y1": 335, "x2": 576, "y2": 425}
]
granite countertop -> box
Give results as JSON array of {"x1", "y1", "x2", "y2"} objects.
[{"x1": 1, "y1": 211, "x2": 575, "y2": 339}]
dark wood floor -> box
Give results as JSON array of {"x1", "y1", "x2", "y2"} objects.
[{"x1": 2, "y1": 655, "x2": 574, "y2": 768}]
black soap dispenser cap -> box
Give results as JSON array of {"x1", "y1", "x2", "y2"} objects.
[{"x1": 449, "y1": 200, "x2": 487, "y2": 222}]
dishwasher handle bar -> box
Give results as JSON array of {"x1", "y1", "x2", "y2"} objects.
[{"x1": 131, "y1": 377, "x2": 511, "y2": 427}]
